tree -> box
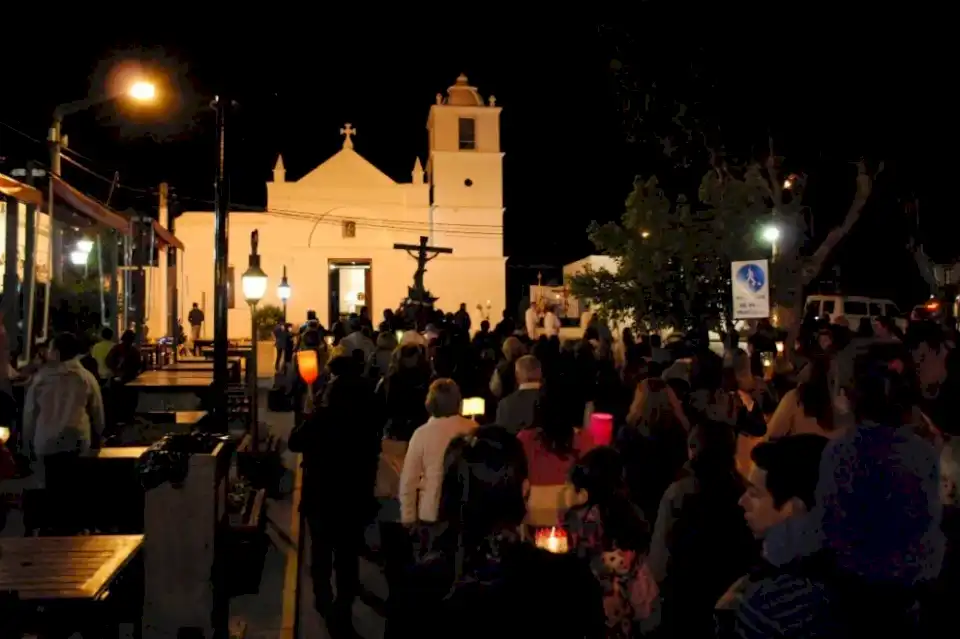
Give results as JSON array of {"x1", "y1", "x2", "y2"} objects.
[
  {"x1": 570, "y1": 166, "x2": 769, "y2": 331},
  {"x1": 585, "y1": 26, "x2": 886, "y2": 341},
  {"x1": 571, "y1": 145, "x2": 885, "y2": 343}
]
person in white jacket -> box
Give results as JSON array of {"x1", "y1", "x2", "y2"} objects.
[
  {"x1": 22, "y1": 331, "x2": 105, "y2": 533},
  {"x1": 399, "y1": 378, "x2": 477, "y2": 526}
]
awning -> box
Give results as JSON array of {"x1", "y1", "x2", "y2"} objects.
[
  {"x1": 0, "y1": 173, "x2": 44, "y2": 206},
  {"x1": 52, "y1": 176, "x2": 131, "y2": 234},
  {"x1": 152, "y1": 219, "x2": 184, "y2": 251}
]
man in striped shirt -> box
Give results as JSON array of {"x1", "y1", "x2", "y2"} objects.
[{"x1": 716, "y1": 435, "x2": 834, "y2": 638}]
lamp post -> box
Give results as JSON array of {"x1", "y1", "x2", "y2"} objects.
[
  {"x1": 30, "y1": 80, "x2": 158, "y2": 362},
  {"x1": 241, "y1": 230, "x2": 268, "y2": 449},
  {"x1": 277, "y1": 265, "x2": 291, "y2": 322}
]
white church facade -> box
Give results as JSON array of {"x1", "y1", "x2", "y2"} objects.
[{"x1": 172, "y1": 74, "x2": 506, "y2": 339}]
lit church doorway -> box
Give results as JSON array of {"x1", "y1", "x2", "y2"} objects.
[{"x1": 328, "y1": 259, "x2": 372, "y2": 328}]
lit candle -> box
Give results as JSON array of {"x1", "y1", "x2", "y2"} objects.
[{"x1": 535, "y1": 527, "x2": 568, "y2": 554}]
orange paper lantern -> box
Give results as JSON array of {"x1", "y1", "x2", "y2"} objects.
[{"x1": 296, "y1": 349, "x2": 319, "y2": 386}]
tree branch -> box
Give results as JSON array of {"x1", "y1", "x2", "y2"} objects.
[{"x1": 801, "y1": 160, "x2": 884, "y2": 287}]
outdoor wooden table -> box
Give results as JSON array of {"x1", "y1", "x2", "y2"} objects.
[
  {"x1": 161, "y1": 358, "x2": 242, "y2": 382},
  {"x1": 126, "y1": 371, "x2": 215, "y2": 412},
  {"x1": 137, "y1": 410, "x2": 208, "y2": 427},
  {"x1": 0, "y1": 535, "x2": 144, "y2": 601},
  {"x1": 127, "y1": 370, "x2": 214, "y2": 389}
]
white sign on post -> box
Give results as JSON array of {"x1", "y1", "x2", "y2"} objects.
[{"x1": 731, "y1": 259, "x2": 770, "y2": 319}]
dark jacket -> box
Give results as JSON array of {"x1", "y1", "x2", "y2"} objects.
[
  {"x1": 397, "y1": 533, "x2": 606, "y2": 638},
  {"x1": 289, "y1": 358, "x2": 380, "y2": 516},
  {"x1": 494, "y1": 386, "x2": 541, "y2": 435}
]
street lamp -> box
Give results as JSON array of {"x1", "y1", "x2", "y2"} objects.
[
  {"x1": 762, "y1": 224, "x2": 780, "y2": 263},
  {"x1": 242, "y1": 230, "x2": 268, "y2": 449},
  {"x1": 69, "y1": 250, "x2": 88, "y2": 266},
  {"x1": 30, "y1": 78, "x2": 160, "y2": 363},
  {"x1": 129, "y1": 81, "x2": 157, "y2": 102},
  {"x1": 277, "y1": 265, "x2": 291, "y2": 322}
]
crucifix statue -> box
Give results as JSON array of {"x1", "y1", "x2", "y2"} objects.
[
  {"x1": 340, "y1": 123, "x2": 356, "y2": 149},
  {"x1": 393, "y1": 235, "x2": 453, "y2": 300}
]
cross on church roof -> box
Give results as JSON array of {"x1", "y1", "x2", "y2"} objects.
[{"x1": 340, "y1": 123, "x2": 356, "y2": 149}]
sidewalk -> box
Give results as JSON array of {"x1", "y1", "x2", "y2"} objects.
[{"x1": 239, "y1": 395, "x2": 387, "y2": 638}]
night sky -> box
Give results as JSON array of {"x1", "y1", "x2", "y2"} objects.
[{"x1": 0, "y1": 17, "x2": 949, "y2": 306}]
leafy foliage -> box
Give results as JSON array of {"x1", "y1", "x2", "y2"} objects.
[
  {"x1": 252, "y1": 304, "x2": 285, "y2": 340},
  {"x1": 571, "y1": 161, "x2": 808, "y2": 331}
]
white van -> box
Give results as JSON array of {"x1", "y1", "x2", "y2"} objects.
[{"x1": 804, "y1": 295, "x2": 906, "y2": 330}]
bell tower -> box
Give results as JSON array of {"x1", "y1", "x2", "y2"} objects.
[{"x1": 426, "y1": 74, "x2": 503, "y2": 212}]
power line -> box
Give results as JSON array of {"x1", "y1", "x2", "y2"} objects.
[
  {"x1": 173, "y1": 194, "x2": 503, "y2": 237},
  {"x1": 3, "y1": 118, "x2": 504, "y2": 237},
  {"x1": 0, "y1": 119, "x2": 45, "y2": 147}
]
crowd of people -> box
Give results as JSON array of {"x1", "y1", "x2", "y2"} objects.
[
  {"x1": 0, "y1": 311, "x2": 147, "y2": 532},
  {"x1": 3, "y1": 295, "x2": 958, "y2": 637},
  {"x1": 283, "y1": 301, "x2": 960, "y2": 638}
]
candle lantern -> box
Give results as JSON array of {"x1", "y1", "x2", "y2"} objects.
[
  {"x1": 535, "y1": 527, "x2": 569, "y2": 554},
  {"x1": 296, "y1": 349, "x2": 319, "y2": 386},
  {"x1": 461, "y1": 397, "x2": 485, "y2": 419},
  {"x1": 587, "y1": 412, "x2": 614, "y2": 446},
  {"x1": 296, "y1": 349, "x2": 319, "y2": 414}
]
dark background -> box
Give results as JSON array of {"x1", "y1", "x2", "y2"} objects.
[{"x1": 0, "y1": 15, "x2": 950, "y2": 312}]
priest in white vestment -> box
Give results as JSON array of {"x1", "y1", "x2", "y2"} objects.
[
  {"x1": 543, "y1": 306, "x2": 561, "y2": 338},
  {"x1": 525, "y1": 303, "x2": 540, "y2": 338}
]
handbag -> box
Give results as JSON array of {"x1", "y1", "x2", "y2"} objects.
[{"x1": 374, "y1": 437, "x2": 408, "y2": 499}]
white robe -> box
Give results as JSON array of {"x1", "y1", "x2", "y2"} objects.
[{"x1": 525, "y1": 307, "x2": 539, "y2": 337}]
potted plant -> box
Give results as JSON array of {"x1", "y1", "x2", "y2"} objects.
[{"x1": 252, "y1": 304, "x2": 284, "y2": 378}]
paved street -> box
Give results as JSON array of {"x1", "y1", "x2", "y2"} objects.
[{"x1": 240, "y1": 393, "x2": 387, "y2": 638}]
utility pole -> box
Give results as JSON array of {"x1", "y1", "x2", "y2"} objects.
[
  {"x1": 44, "y1": 121, "x2": 64, "y2": 343},
  {"x1": 1, "y1": 193, "x2": 18, "y2": 353},
  {"x1": 213, "y1": 95, "x2": 230, "y2": 424},
  {"x1": 20, "y1": 162, "x2": 43, "y2": 364},
  {"x1": 165, "y1": 186, "x2": 180, "y2": 362}
]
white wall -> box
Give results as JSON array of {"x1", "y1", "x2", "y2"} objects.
[{"x1": 172, "y1": 76, "x2": 506, "y2": 338}]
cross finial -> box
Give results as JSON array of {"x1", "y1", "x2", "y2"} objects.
[{"x1": 340, "y1": 123, "x2": 356, "y2": 149}]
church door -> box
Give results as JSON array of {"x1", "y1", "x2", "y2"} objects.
[{"x1": 328, "y1": 259, "x2": 372, "y2": 328}]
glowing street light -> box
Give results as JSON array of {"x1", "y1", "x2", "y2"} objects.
[
  {"x1": 76, "y1": 238, "x2": 94, "y2": 253},
  {"x1": 762, "y1": 224, "x2": 780, "y2": 263},
  {"x1": 277, "y1": 265, "x2": 291, "y2": 322},
  {"x1": 641, "y1": 230, "x2": 651, "y2": 239},
  {"x1": 128, "y1": 80, "x2": 157, "y2": 102},
  {"x1": 242, "y1": 230, "x2": 268, "y2": 449},
  {"x1": 69, "y1": 250, "x2": 88, "y2": 266}
]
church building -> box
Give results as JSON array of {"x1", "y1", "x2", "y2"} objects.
[{"x1": 173, "y1": 74, "x2": 505, "y2": 338}]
